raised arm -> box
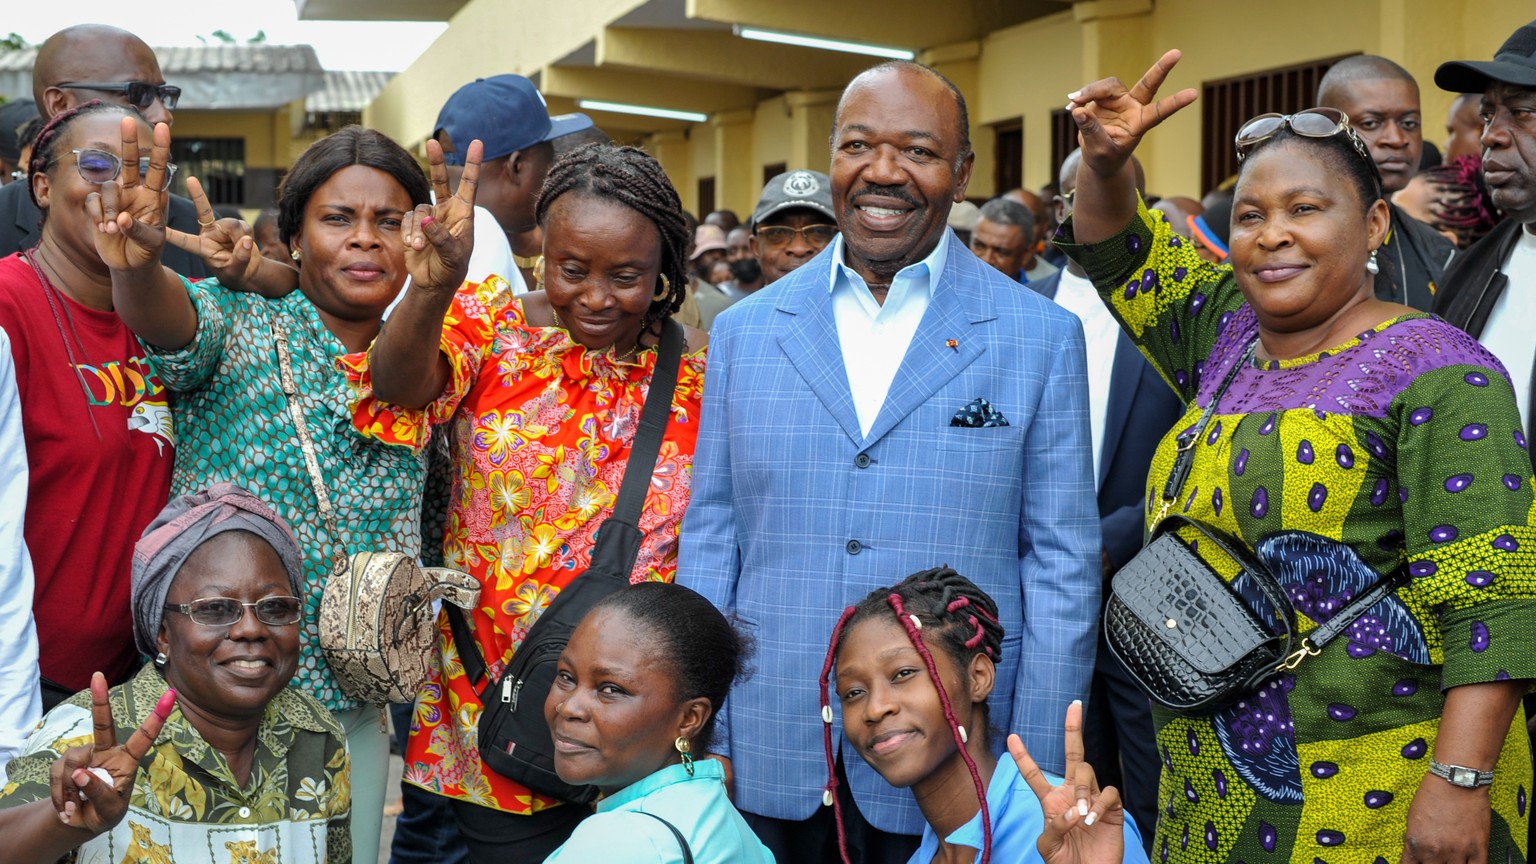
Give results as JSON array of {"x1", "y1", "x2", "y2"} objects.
[
  {"x1": 87, "y1": 117, "x2": 197, "y2": 350},
  {"x1": 366, "y1": 137, "x2": 481, "y2": 409},
  {"x1": 1065, "y1": 50, "x2": 1197, "y2": 244},
  {"x1": 164, "y1": 177, "x2": 299, "y2": 298}
]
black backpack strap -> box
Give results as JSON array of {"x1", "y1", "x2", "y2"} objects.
[
  {"x1": 443, "y1": 318, "x2": 685, "y2": 699},
  {"x1": 636, "y1": 811, "x2": 694, "y2": 864}
]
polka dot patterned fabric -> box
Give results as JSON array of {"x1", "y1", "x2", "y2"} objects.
[
  {"x1": 1060, "y1": 201, "x2": 1536, "y2": 864},
  {"x1": 145, "y1": 279, "x2": 427, "y2": 712}
]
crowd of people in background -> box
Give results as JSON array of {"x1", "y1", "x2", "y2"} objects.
[{"x1": 0, "y1": 15, "x2": 1532, "y2": 864}]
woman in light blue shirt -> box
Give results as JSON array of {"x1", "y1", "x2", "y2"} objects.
[
  {"x1": 823, "y1": 567, "x2": 1146, "y2": 864},
  {"x1": 544, "y1": 582, "x2": 773, "y2": 863}
]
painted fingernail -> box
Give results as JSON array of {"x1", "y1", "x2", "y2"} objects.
[
  {"x1": 88, "y1": 767, "x2": 113, "y2": 786},
  {"x1": 421, "y1": 215, "x2": 435, "y2": 227},
  {"x1": 1065, "y1": 103, "x2": 1076, "y2": 112},
  {"x1": 1078, "y1": 799, "x2": 1089, "y2": 817},
  {"x1": 1072, "y1": 699, "x2": 1083, "y2": 706},
  {"x1": 1068, "y1": 91, "x2": 1081, "y2": 101},
  {"x1": 155, "y1": 689, "x2": 177, "y2": 719},
  {"x1": 1085, "y1": 811, "x2": 1098, "y2": 826}
]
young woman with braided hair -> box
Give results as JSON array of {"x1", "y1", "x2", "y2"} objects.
[
  {"x1": 824, "y1": 567, "x2": 1146, "y2": 864},
  {"x1": 351, "y1": 142, "x2": 707, "y2": 861}
]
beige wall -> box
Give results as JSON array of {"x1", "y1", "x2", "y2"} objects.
[{"x1": 173, "y1": 109, "x2": 290, "y2": 169}]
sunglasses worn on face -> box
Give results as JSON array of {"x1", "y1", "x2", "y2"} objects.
[
  {"x1": 164, "y1": 596, "x2": 303, "y2": 627},
  {"x1": 57, "y1": 81, "x2": 181, "y2": 111},
  {"x1": 755, "y1": 224, "x2": 838, "y2": 248},
  {"x1": 1234, "y1": 107, "x2": 1377, "y2": 168},
  {"x1": 71, "y1": 148, "x2": 178, "y2": 191}
]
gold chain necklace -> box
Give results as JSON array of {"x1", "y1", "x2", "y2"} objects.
[{"x1": 549, "y1": 306, "x2": 645, "y2": 361}]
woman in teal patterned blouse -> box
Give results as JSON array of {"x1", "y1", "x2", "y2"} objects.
[
  {"x1": 83, "y1": 116, "x2": 478, "y2": 864},
  {"x1": 1057, "y1": 51, "x2": 1536, "y2": 864}
]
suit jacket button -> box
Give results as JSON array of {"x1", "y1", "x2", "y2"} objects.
[
  {"x1": 846, "y1": 539, "x2": 862, "y2": 555},
  {"x1": 854, "y1": 453, "x2": 871, "y2": 468}
]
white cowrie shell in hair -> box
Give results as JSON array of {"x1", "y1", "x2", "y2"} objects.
[
  {"x1": 823, "y1": 789, "x2": 835, "y2": 807},
  {"x1": 909, "y1": 614, "x2": 922, "y2": 630},
  {"x1": 958, "y1": 725, "x2": 969, "y2": 744},
  {"x1": 821, "y1": 705, "x2": 833, "y2": 724}
]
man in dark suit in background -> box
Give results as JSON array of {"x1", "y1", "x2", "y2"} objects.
[
  {"x1": 1025, "y1": 147, "x2": 1184, "y2": 848},
  {"x1": 0, "y1": 25, "x2": 209, "y2": 280}
]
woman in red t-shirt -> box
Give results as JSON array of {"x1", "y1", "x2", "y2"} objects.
[{"x1": 0, "y1": 101, "x2": 176, "y2": 708}]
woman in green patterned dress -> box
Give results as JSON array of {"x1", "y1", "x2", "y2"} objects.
[
  {"x1": 82, "y1": 115, "x2": 479, "y2": 864},
  {"x1": 1057, "y1": 51, "x2": 1536, "y2": 864}
]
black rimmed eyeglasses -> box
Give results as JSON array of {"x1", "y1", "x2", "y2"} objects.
[
  {"x1": 57, "y1": 81, "x2": 181, "y2": 111},
  {"x1": 164, "y1": 596, "x2": 303, "y2": 627}
]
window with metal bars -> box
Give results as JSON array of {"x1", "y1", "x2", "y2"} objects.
[{"x1": 170, "y1": 138, "x2": 246, "y2": 206}]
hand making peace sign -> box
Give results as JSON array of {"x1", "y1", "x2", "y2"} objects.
[
  {"x1": 85, "y1": 116, "x2": 175, "y2": 274},
  {"x1": 163, "y1": 176, "x2": 271, "y2": 288},
  {"x1": 402, "y1": 136, "x2": 481, "y2": 294},
  {"x1": 47, "y1": 673, "x2": 176, "y2": 836},
  {"x1": 1009, "y1": 701, "x2": 1127, "y2": 864},
  {"x1": 1065, "y1": 49, "x2": 1199, "y2": 181}
]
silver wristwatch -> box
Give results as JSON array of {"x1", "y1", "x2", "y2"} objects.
[{"x1": 1428, "y1": 760, "x2": 1495, "y2": 788}]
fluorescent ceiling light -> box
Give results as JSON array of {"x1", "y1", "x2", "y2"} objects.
[
  {"x1": 734, "y1": 25, "x2": 915, "y2": 60},
  {"x1": 576, "y1": 100, "x2": 708, "y2": 123}
]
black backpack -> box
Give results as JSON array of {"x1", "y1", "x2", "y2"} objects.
[{"x1": 445, "y1": 318, "x2": 684, "y2": 804}]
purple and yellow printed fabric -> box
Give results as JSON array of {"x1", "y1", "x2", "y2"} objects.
[{"x1": 1057, "y1": 199, "x2": 1536, "y2": 864}]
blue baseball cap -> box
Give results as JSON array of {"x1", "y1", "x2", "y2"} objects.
[{"x1": 433, "y1": 75, "x2": 593, "y2": 165}]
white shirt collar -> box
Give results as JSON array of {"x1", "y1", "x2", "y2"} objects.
[{"x1": 826, "y1": 228, "x2": 951, "y2": 307}]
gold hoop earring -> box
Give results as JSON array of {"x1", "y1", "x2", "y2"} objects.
[
  {"x1": 675, "y1": 735, "x2": 694, "y2": 776},
  {"x1": 655, "y1": 274, "x2": 671, "y2": 299}
]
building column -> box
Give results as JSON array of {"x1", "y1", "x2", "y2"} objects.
[
  {"x1": 647, "y1": 129, "x2": 694, "y2": 213},
  {"x1": 710, "y1": 109, "x2": 757, "y2": 217},
  {"x1": 785, "y1": 89, "x2": 842, "y2": 176}
]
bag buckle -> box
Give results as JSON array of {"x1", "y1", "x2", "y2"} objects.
[{"x1": 1277, "y1": 638, "x2": 1320, "y2": 671}]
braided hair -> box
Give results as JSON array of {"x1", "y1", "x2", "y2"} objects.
[
  {"x1": 26, "y1": 100, "x2": 138, "y2": 213},
  {"x1": 535, "y1": 143, "x2": 689, "y2": 336},
  {"x1": 819, "y1": 567, "x2": 1005, "y2": 864}
]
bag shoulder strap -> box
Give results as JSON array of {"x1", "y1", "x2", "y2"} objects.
[
  {"x1": 610, "y1": 317, "x2": 685, "y2": 527},
  {"x1": 1157, "y1": 338, "x2": 1255, "y2": 521},
  {"x1": 636, "y1": 811, "x2": 694, "y2": 864},
  {"x1": 447, "y1": 318, "x2": 686, "y2": 696},
  {"x1": 273, "y1": 320, "x2": 345, "y2": 557}
]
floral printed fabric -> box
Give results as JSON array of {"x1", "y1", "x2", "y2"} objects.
[
  {"x1": 142, "y1": 278, "x2": 428, "y2": 713},
  {"x1": 343, "y1": 276, "x2": 706, "y2": 814},
  {"x1": 1058, "y1": 200, "x2": 1536, "y2": 864},
  {"x1": 0, "y1": 665, "x2": 351, "y2": 863}
]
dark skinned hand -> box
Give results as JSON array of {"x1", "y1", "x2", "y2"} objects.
[
  {"x1": 1064, "y1": 49, "x2": 1199, "y2": 180},
  {"x1": 86, "y1": 117, "x2": 174, "y2": 274},
  {"x1": 1011, "y1": 701, "x2": 1126, "y2": 864},
  {"x1": 401, "y1": 137, "x2": 481, "y2": 294},
  {"x1": 47, "y1": 673, "x2": 175, "y2": 836}
]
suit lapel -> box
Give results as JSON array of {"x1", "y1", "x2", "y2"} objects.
[
  {"x1": 776, "y1": 268, "x2": 865, "y2": 446},
  {"x1": 863, "y1": 244, "x2": 993, "y2": 445},
  {"x1": 1099, "y1": 332, "x2": 1140, "y2": 489}
]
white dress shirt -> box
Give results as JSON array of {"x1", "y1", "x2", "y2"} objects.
[
  {"x1": 1050, "y1": 267, "x2": 1118, "y2": 485},
  {"x1": 829, "y1": 230, "x2": 950, "y2": 436},
  {"x1": 0, "y1": 326, "x2": 39, "y2": 781},
  {"x1": 1478, "y1": 228, "x2": 1536, "y2": 433}
]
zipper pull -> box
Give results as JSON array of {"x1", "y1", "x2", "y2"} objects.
[{"x1": 502, "y1": 677, "x2": 513, "y2": 703}]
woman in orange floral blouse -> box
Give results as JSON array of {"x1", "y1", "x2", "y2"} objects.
[{"x1": 343, "y1": 143, "x2": 707, "y2": 860}]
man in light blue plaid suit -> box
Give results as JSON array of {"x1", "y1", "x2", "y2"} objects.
[{"x1": 679, "y1": 61, "x2": 1101, "y2": 862}]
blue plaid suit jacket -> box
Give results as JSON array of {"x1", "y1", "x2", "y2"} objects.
[{"x1": 679, "y1": 234, "x2": 1101, "y2": 835}]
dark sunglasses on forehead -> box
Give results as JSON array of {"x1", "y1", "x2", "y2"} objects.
[
  {"x1": 1234, "y1": 108, "x2": 1379, "y2": 174},
  {"x1": 57, "y1": 81, "x2": 181, "y2": 111},
  {"x1": 754, "y1": 224, "x2": 838, "y2": 248},
  {"x1": 164, "y1": 596, "x2": 303, "y2": 627},
  {"x1": 70, "y1": 148, "x2": 178, "y2": 191}
]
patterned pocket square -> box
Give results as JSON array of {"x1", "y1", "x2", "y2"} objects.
[{"x1": 950, "y1": 397, "x2": 1009, "y2": 428}]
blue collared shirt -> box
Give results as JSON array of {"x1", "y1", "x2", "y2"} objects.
[
  {"x1": 546, "y1": 760, "x2": 776, "y2": 863},
  {"x1": 909, "y1": 756, "x2": 1149, "y2": 864},
  {"x1": 827, "y1": 228, "x2": 952, "y2": 436}
]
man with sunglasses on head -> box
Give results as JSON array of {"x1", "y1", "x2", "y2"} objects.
[
  {"x1": 0, "y1": 24, "x2": 208, "y2": 279},
  {"x1": 1316, "y1": 55, "x2": 1455, "y2": 311}
]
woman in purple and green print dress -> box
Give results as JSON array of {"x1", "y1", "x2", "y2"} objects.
[{"x1": 1056, "y1": 51, "x2": 1536, "y2": 864}]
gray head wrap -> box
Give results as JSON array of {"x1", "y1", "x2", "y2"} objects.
[{"x1": 131, "y1": 484, "x2": 305, "y2": 656}]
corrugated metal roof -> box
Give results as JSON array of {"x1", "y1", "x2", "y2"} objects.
[
  {"x1": 307, "y1": 70, "x2": 394, "y2": 113},
  {"x1": 0, "y1": 45, "x2": 324, "y2": 74}
]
